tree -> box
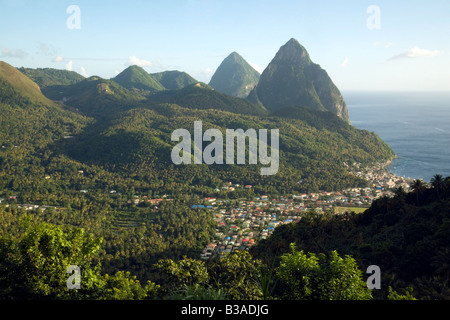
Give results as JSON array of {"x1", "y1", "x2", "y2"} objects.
[
  {"x1": 387, "y1": 286, "x2": 417, "y2": 300},
  {"x1": 431, "y1": 174, "x2": 445, "y2": 200},
  {"x1": 155, "y1": 257, "x2": 209, "y2": 297},
  {"x1": 394, "y1": 186, "x2": 407, "y2": 202},
  {"x1": 430, "y1": 247, "x2": 450, "y2": 280},
  {"x1": 410, "y1": 179, "x2": 426, "y2": 206},
  {"x1": 0, "y1": 218, "x2": 103, "y2": 299},
  {"x1": 0, "y1": 218, "x2": 157, "y2": 300},
  {"x1": 101, "y1": 271, "x2": 159, "y2": 300},
  {"x1": 209, "y1": 250, "x2": 263, "y2": 300},
  {"x1": 275, "y1": 243, "x2": 372, "y2": 300}
]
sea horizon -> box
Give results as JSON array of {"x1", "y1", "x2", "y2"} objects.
[{"x1": 344, "y1": 90, "x2": 450, "y2": 182}]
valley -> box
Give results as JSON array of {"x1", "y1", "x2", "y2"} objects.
[{"x1": 2, "y1": 38, "x2": 435, "y2": 301}]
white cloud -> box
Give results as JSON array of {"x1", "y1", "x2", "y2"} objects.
[
  {"x1": 192, "y1": 67, "x2": 215, "y2": 83},
  {"x1": 65, "y1": 60, "x2": 73, "y2": 71},
  {"x1": 126, "y1": 55, "x2": 153, "y2": 67},
  {"x1": 202, "y1": 67, "x2": 214, "y2": 78},
  {"x1": 80, "y1": 66, "x2": 88, "y2": 77},
  {"x1": 52, "y1": 56, "x2": 64, "y2": 62},
  {"x1": 1, "y1": 46, "x2": 28, "y2": 59},
  {"x1": 249, "y1": 62, "x2": 263, "y2": 74},
  {"x1": 407, "y1": 46, "x2": 441, "y2": 58},
  {"x1": 341, "y1": 57, "x2": 349, "y2": 67},
  {"x1": 388, "y1": 46, "x2": 442, "y2": 61}
]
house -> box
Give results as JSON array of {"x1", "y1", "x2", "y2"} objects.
[
  {"x1": 148, "y1": 198, "x2": 163, "y2": 205},
  {"x1": 242, "y1": 221, "x2": 250, "y2": 229},
  {"x1": 385, "y1": 180, "x2": 396, "y2": 188},
  {"x1": 19, "y1": 204, "x2": 39, "y2": 211}
]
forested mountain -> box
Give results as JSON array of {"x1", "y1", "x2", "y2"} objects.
[
  {"x1": 150, "y1": 70, "x2": 197, "y2": 90},
  {"x1": 0, "y1": 61, "x2": 90, "y2": 150},
  {"x1": 18, "y1": 67, "x2": 85, "y2": 88},
  {"x1": 0, "y1": 38, "x2": 402, "y2": 301},
  {"x1": 42, "y1": 75, "x2": 146, "y2": 118},
  {"x1": 0, "y1": 52, "x2": 395, "y2": 211},
  {"x1": 60, "y1": 102, "x2": 393, "y2": 197},
  {"x1": 209, "y1": 52, "x2": 260, "y2": 98},
  {"x1": 248, "y1": 38, "x2": 350, "y2": 123},
  {"x1": 112, "y1": 65, "x2": 166, "y2": 93},
  {"x1": 145, "y1": 82, "x2": 267, "y2": 116},
  {"x1": 111, "y1": 66, "x2": 198, "y2": 93},
  {"x1": 1, "y1": 61, "x2": 54, "y2": 105}
]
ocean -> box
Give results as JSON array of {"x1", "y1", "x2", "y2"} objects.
[{"x1": 344, "y1": 91, "x2": 450, "y2": 182}]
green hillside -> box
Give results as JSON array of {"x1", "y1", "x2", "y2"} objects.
[
  {"x1": 146, "y1": 82, "x2": 268, "y2": 116},
  {"x1": 0, "y1": 62, "x2": 54, "y2": 106},
  {"x1": 0, "y1": 61, "x2": 89, "y2": 150},
  {"x1": 18, "y1": 67, "x2": 85, "y2": 88},
  {"x1": 42, "y1": 75, "x2": 146, "y2": 118},
  {"x1": 151, "y1": 70, "x2": 197, "y2": 90},
  {"x1": 112, "y1": 65, "x2": 165, "y2": 93},
  {"x1": 61, "y1": 101, "x2": 394, "y2": 195}
]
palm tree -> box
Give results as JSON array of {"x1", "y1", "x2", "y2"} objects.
[
  {"x1": 394, "y1": 186, "x2": 406, "y2": 202},
  {"x1": 431, "y1": 247, "x2": 450, "y2": 280},
  {"x1": 431, "y1": 174, "x2": 445, "y2": 200},
  {"x1": 410, "y1": 179, "x2": 426, "y2": 206}
]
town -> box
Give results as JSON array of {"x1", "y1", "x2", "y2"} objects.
[
  {"x1": 197, "y1": 163, "x2": 414, "y2": 260},
  {"x1": 0, "y1": 162, "x2": 415, "y2": 262}
]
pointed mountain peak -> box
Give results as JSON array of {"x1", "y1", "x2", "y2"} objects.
[
  {"x1": 117, "y1": 65, "x2": 149, "y2": 77},
  {"x1": 126, "y1": 64, "x2": 146, "y2": 72},
  {"x1": 227, "y1": 51, "x2": 243, "y2": 61},
  {"x1": 208, "y1": 52, "x2": 260, "y2": 98},
  {"x1": 275, "y1": 38, "x2": 311, "y2": 64},
  {"x1": 248, "y1": 39, "x2": 349, "y2": 123},
  {"x1": 112, "y1": 65, "x2": 164, "y2": 92},
  {"x1": 286, "y1": 37, "x2": 300, "y2": 45}
]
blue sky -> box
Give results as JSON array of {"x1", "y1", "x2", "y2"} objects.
[{"x1": 1, "y1": 0, "x2": 449, "y2": 91}]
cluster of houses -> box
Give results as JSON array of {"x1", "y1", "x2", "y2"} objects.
[
  {"x1": 1, "y1": 202, "x2": 57, "y2": 211},
  {"x1": 200, "y1": 199, "x2": 299, "y2": 260},
  {"x1": 199, "y1": 167, "x2": 414, "y2": 260},
  {"x1": 0, "y1": 161, "x2": 414, "y2": 261}
]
